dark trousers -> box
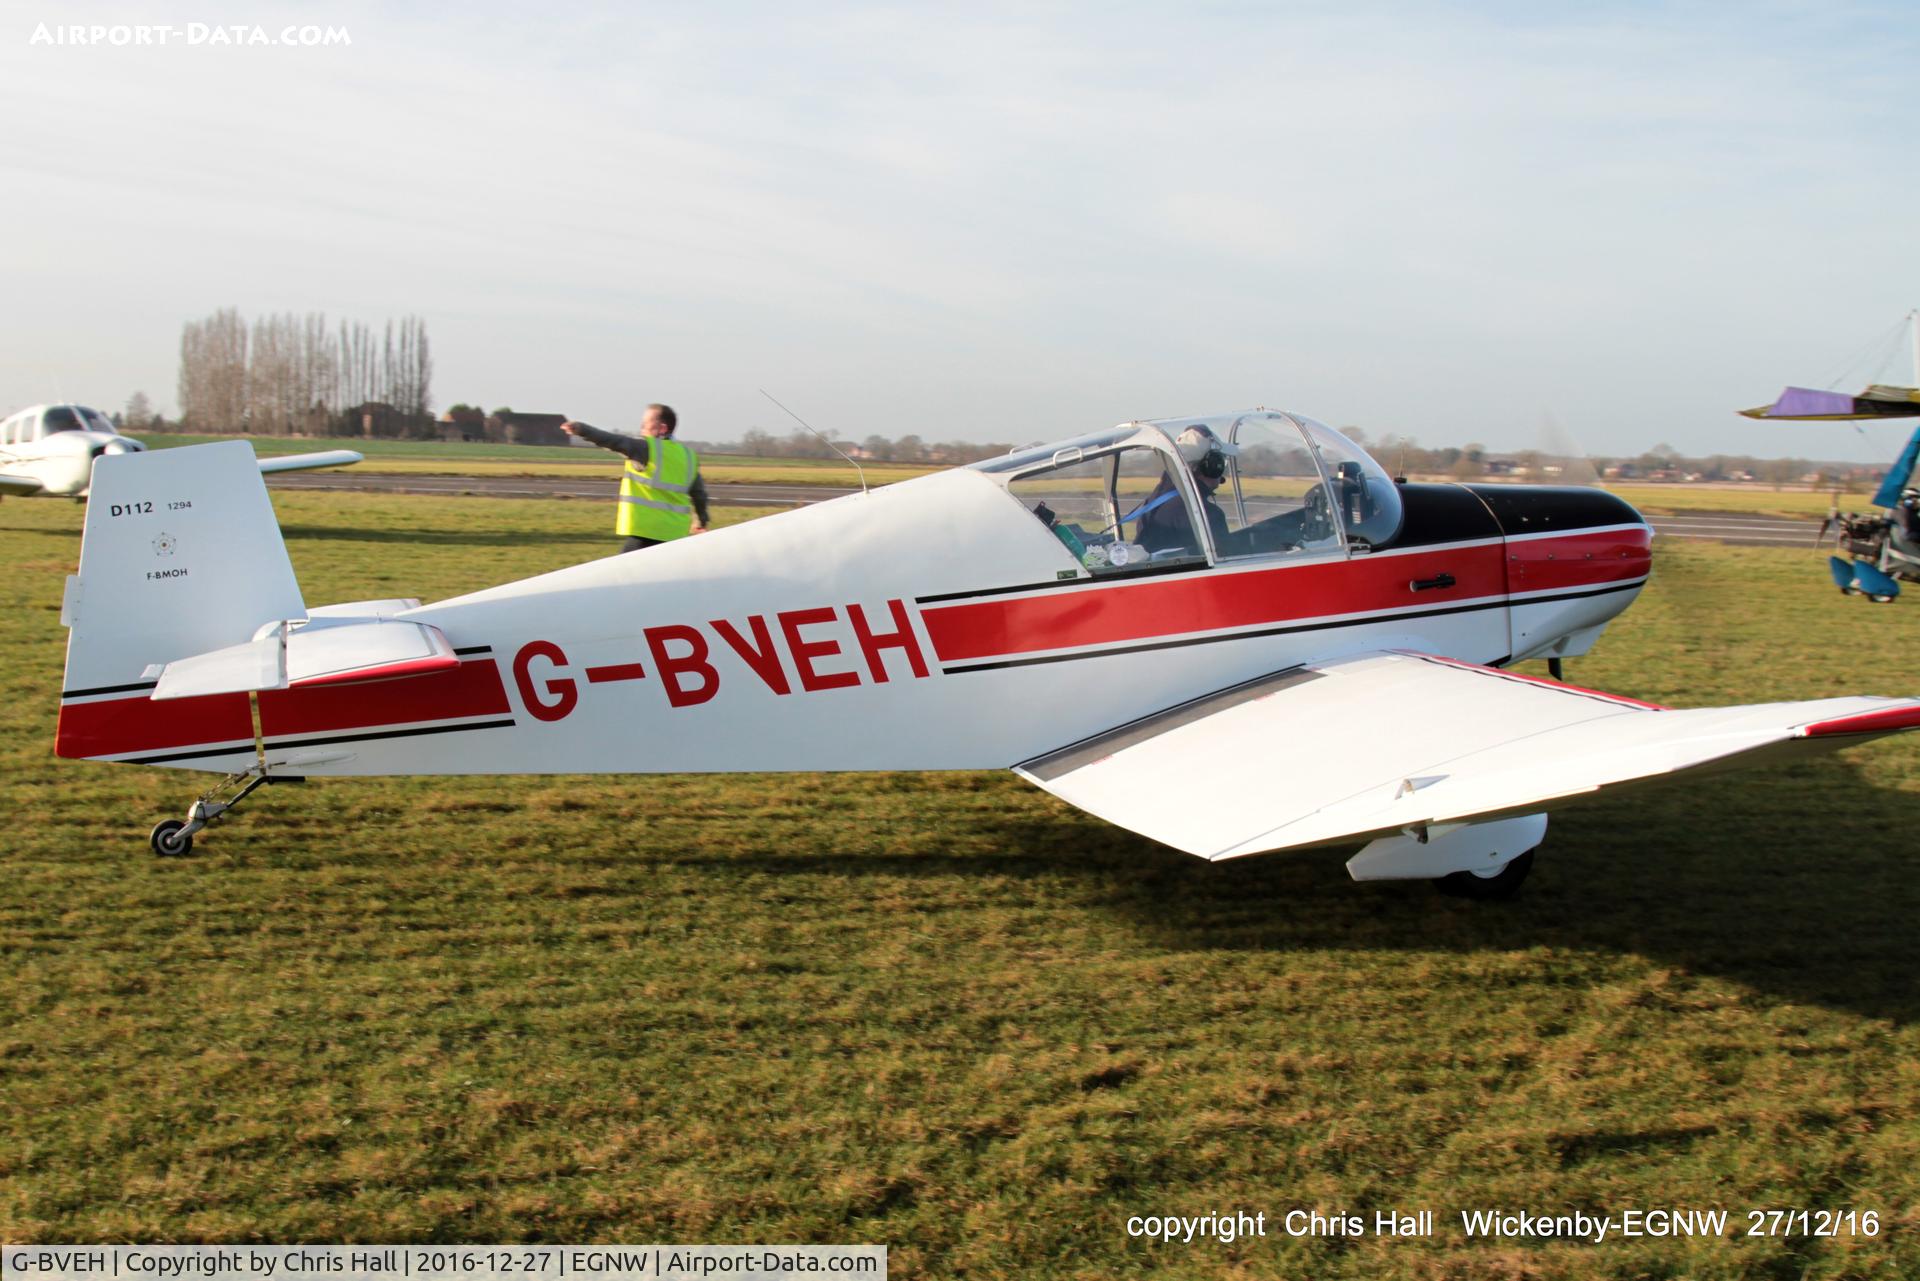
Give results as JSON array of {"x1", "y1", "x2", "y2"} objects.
[{"x1": 621, "y1": 536, "x2": 665, "y2": 553}]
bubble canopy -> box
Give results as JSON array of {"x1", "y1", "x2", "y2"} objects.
[
  {"x1": 978, "y1": 410, "x2": 1404, "y2": 555},
  {"x1": 1136, "y1": 410, "x2": 1413, "y2": 553}
]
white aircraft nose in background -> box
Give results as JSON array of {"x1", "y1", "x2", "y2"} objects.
[{"x1": 0, "y1": 402, "x2": 361, "y2": 498}]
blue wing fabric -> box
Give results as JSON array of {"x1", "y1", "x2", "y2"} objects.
[{"x1": 1872, "y1": 425, "x2": 1920, "y2": 509}]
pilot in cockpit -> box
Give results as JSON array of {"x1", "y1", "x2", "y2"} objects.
[{"x1": 1136, "y1": 425, "x2": 1237, "y2": 557}]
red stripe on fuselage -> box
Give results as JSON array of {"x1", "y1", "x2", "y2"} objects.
[
  {"x1": 1507, "y1": 527, "x2": 1653, "y2": 593},
  {"x1": 55, "y1": 691, "x2": 253, "y2": 760},
  {"x1": 258, "y1": 656, "x2": 510, "y2": 737},
  {"x1": 922, "y1": 544, "x2": 1508, "y2": 663},
  {"x1": 920, "y1": 530, "x2": 1648, "y2": 664},
  {"x1": 55, "y1": 657, "x2": 511, "y2": 761}
]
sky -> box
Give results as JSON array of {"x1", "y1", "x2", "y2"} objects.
[{"x1": 2, "y1": 1, "x2": 1915, "y2": 463}]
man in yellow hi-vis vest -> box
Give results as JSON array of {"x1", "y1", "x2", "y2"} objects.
[{"x1": 561, "y1": 403, "x2": 710, "y2": 551}]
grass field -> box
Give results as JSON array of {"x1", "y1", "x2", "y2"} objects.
[
  {"x1": 1602, "y1": 485, "x2": 1875, "y2": 519},
  {"x1": 3, "y1": 492, "x2": 1918, "y2": 1277}
]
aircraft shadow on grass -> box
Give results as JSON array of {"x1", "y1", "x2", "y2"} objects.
[
  {"x1": 671, "y1": 759, "x2": 1920, "y2": 1025},
  {"x1": 1124, "y1": 761, "x2": 1918, "y2": 1025},
  {"x1": 0, "y1": 520, "x2": 90, "y2": 543}
]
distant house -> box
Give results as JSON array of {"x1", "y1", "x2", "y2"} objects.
[
  {"x1": 438, "y1": 405, "x2": 488, "y2": 443},
  {"x1": 356, "y1": 401, "x2": 400, "y2": 438},
  {"x1": 487, "y1": 411, "x2": 569, "y2": 446}
]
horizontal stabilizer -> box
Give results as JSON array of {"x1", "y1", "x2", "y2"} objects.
[
  {"x1": 151, "y1": 617, "x2": 457, "y2": 700},
  {"x1": 287, "y1": 617, "x2": 456, "y2": 686},
  {"x1": 1014, "y1": 652, "x2": 1920, "y2": 860},
  {"x1": 307, "y1": 598, "x2": 422, "y2": 618},
  {"x1": 148, "y1": 633, "x2": 285, "y2": 700}
]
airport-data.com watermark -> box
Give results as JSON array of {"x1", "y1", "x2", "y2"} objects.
[{"x1": 27, "y1": 22, "x2": 350, "y2": 47}]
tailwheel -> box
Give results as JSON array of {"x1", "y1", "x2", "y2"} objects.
[
  {"x1": 149, "y1": 819, "x2": 193, "y2": 858},
  {"x1": 1435, "y1": 849, "x2": 1536, "y2": 900},
  {"x1": 147, "y1": 770, "x2": 301, "y2": 856}
]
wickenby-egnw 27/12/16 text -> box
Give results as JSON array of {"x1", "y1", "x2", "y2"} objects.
[{"x1": 1124, "y1": 1206, "x2": 1882, "y2": 1244}]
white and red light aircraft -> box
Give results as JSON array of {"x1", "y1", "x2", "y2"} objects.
[
  {"x1": 52, "y1": 410, "x2": 1920, "y2": 896},
  {"x1": 1, "y1": 403, "x2": 361, "y2": 499}
]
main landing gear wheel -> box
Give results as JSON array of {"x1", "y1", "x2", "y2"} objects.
[
  {"x1": 1435, "y1": 849, "x2": 1535, "y2": 900},
  {"x1": 150, "y1": 819, "x2": 193, "y2": 858}
]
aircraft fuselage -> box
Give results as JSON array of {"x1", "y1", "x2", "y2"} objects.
[{"x1": 56, "y1": 468, "x2": 1651, "y2": 776}]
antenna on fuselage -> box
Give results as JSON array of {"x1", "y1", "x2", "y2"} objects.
[{"x1": 758, "y1": 389, "x2": 868, "y2": 496}]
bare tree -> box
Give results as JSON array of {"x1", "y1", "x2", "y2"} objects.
[
  {"x1": 180, "y1": 308, "x2": 431, "y2": 438},
  {"x1": 178, "y1": 307, "x2": 249, "y2": 432},
  {"x1": 406, "y1": 315, "x2": 432, "y2": 425},
  {"x1": 246, "y1": 313, "x2": 288, "y2": 434},
  {"x1": 371, "y1": 315, "x2": 433, "y2": 435},
  {"x1": 384, "y1": 320, "x2": 399, "y2": 416},
  {"x1": 302, "y1": 312, "x2": 335, "y2": 433}
]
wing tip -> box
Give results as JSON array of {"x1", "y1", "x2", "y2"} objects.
[{"x1": 1797, "y1": 701, "x2": 1920, "y2": 739}]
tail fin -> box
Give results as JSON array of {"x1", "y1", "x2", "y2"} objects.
[{"x1": 56, "y1": 441, "x2": 306, "y2": 761}]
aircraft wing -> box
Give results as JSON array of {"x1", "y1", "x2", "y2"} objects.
[
  {"x1": 3, "y1": 450, "x2": 357, "y2": 495},
  {"x1": 1013, "y1": 652, "x2": 1920, "y2": 860},
  {"x1": 1739, "y1": 385, "x2": 1920, "y2": 420},
  {"x1": 256, "y1": 449, "x2": 363, "y2": 475}
]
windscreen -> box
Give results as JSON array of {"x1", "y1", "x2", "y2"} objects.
[
  {"x1": 1147, "y1": 411, "x2": 1344, "y2": 559},
  {"x1": 1293, "y1": 416, "x2": 1404, "y2": 548}
]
